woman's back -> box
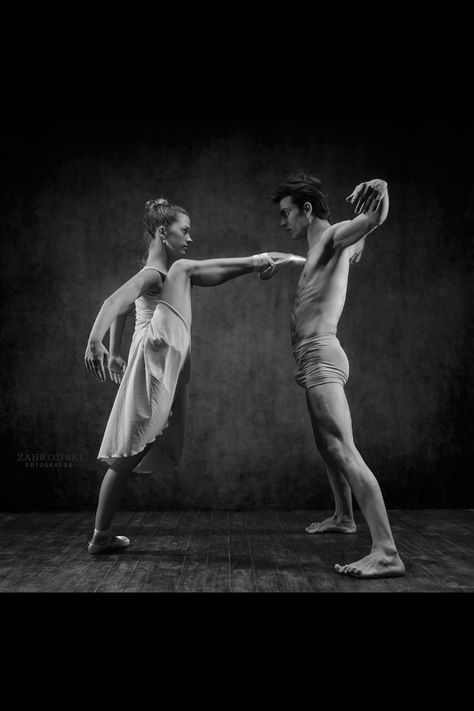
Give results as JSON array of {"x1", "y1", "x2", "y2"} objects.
[{"x1": 134, "y1": 266, "x2": 166, "y2": 329}]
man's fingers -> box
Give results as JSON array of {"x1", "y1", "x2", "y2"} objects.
[
  {"x1": 372, "y1": 196, "x2": 382, "y2": 212},
  {"x1": 362, "y1": 191, "x2": 377, "y2": 213},
  {"x1": 348, "y1": 185, "x2": 362, "y2": 204},
  {"x1": 258, "y1": 265, "x2": 278, "y2": 280},
  {"x1": 356, "y1": 186, "x2": 373, "y2": 214},
  {"x1": 366, "y1": 190, "x2": 384, "y2": 213},
  {"x1": 354, "y1": 188, "x2": 368, "y2": 213}
]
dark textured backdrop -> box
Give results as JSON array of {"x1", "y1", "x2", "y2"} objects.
[{"x1": 1, "y1": 116, "x2": 473, "y2": 510}]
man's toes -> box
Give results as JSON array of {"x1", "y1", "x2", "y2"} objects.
[
  {"x1": 346, "y1": 565, "x2": 363, "y2": 577},
  {"x1": 335, "y1": 563, "x2": 344, "y2": 573}
]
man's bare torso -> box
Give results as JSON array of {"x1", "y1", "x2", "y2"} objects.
[{"x1": 291, "y1": 224, "x2": 352, "y2": 344}]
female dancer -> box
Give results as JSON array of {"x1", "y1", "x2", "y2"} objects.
[{"x1": 84, "y1": 198, "x2": 305, "y2": 554}]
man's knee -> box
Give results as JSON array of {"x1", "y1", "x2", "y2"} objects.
[{"x1": 321, "y1": 437, "x2": 356, "y2": 469}]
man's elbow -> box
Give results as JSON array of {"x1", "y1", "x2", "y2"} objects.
[{"x1": 369, "y1": 212, "x2": 387, "y2": 229}]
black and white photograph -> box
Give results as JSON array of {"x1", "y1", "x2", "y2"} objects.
[{"x1": 1, "y1": 115, "x2": 472, "y2": 594}]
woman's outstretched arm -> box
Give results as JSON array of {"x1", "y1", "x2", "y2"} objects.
[
  {"x1": 187, "y1": 252, "x2": 305, "y2": 286},
  {"x1": 188, "y1": 256, "x2": 254, "y2": 286}
]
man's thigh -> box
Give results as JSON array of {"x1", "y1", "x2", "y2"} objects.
[{"x1": 305, "y1": 382, "x2": 354, "y2": 443}]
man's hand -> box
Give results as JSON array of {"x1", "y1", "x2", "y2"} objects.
[
  {"x1": 346, "y1": 179, "x2": 387, "y2": 215},
  {"x1": 84, "y1": 340, "x2": 109, "y2": 383},
  {"x1": 256, "y1": 252, "x2": 306, "y2": 280},
  {"x1": 108, "y1": 355, "x2": 127, "y2": 385}
]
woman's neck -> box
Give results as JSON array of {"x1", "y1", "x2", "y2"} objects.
[{"x1": 146, "y1": 243, "x2": 169, "y2": 274}]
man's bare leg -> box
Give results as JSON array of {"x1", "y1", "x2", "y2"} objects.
[
  {"x1": 305, "y1": 390, "x2": 356, "y2": 533},
  {"x1": 305, "y1": 466, "x2": 356, "y2": 533},
  {"x1": 306, "y1": 382, "x2": 405, "y2": 578}
]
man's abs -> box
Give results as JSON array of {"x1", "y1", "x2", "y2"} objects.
[{"x1": 291, "y1": 259, "x2": 350, "y2": 345}]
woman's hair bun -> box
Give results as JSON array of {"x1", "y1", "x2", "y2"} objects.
[{"x1": 145, "y1": 197, "x2": 169, "y2": 210}]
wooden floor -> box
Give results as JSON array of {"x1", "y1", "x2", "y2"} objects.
[{"x1": 0, "y1": 510, "x2": 473, "y2": 593}]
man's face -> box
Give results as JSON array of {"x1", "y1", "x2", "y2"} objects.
[{"x1": 278, "y1": 196, "x2": 308, "y2": 240}]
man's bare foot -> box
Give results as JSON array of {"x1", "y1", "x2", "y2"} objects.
[
  {"x1": 305, "y1": 515, "x2": 357, "y2": 534},
  {"x1": 335, "y1": 550, "x2": 405, "y2": 578}
]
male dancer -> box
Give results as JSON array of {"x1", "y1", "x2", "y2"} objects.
[{"x1": 272, "y1": 172, "x2": 405, "y2": 578}]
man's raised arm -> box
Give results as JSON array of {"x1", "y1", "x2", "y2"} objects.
[{"x1": 332, "y1": 179, "x2": 389, "y2": 251}]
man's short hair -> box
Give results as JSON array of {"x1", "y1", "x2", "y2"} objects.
[{"x1": 272, "y1": 171, "x2": 330, "y2": 219}]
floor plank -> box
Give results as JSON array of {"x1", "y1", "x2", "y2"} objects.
[
  {"x1": 228, "y1": 512, "x2": 258, "y2": 593},
  {"x1": 243, "y1": 511, "x2": 285, "y2": 592},
  {"x1": 202, "y1": 511, "x2": 231, "y2": 593},
  {"x1": 176, "y1": 511, "x2": 213, "y2": 592}
]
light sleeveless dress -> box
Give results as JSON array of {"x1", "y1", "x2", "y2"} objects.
[{"x1": 97, "y1": 266, "x2": 191, "y2": 473}]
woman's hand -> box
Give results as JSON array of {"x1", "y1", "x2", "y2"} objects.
[
  {"x1": 108, "y1": 355, "x2": 127, "y2": 385},
  {"x1": 84, "y1": 340, "x2": 109, "y2": 383}
]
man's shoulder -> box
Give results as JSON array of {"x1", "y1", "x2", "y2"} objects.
[{"x1": 318, "y1": 222, "x2": 348, "y2": 245}]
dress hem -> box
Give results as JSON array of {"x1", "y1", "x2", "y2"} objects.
[{"x1": 97, "y1": 407, "x2": 174, "y2": 464}]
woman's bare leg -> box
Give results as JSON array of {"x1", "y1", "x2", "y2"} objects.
[{"x1": 89, "y1": 443, "x2": 154, "y2": 553}]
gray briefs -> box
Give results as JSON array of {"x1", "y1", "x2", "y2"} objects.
[{"x1": 292, "y1": 334, "x2": 349, "y2": 389}]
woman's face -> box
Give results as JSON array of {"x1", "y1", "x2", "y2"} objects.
[{"x1": 163, "y1": 212, "x2": 192, "y2": 258}]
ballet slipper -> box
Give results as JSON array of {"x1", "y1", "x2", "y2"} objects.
[{"x1": 87, "y1": 534, "x2": 131, "y2": 555}]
